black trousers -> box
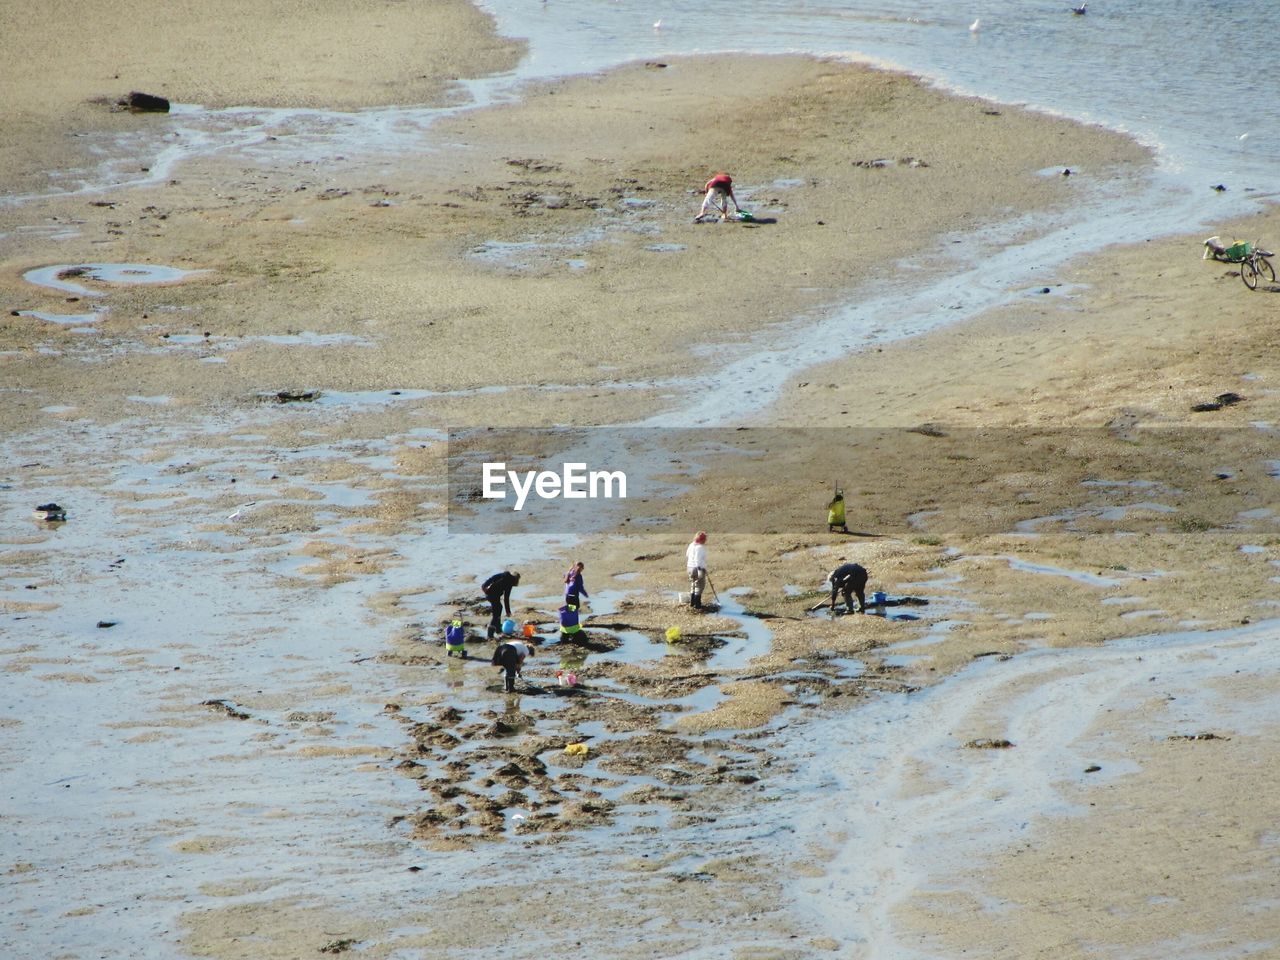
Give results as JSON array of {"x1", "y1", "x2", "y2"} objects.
[
  {"x1": 495, "y1": 644, "x2": 523, "y2": 691},
  {"x1": 833, "y1": 583, "x2": 867, "y2": 613},
  {"x1": 486, "y1": 594, "x2": 503, "y2": 638}
]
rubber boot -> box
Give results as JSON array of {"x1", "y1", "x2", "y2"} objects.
[
  {"x1": 505, "y1": 675, "x2": 516, "y2": 693},
  {"x1": 690, "y1": 592, "x2": 702, "y2": 610}
]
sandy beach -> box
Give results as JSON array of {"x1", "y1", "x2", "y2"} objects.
[{"x1": 2, "y1": 1, "x2": 1278, "y2": 958}]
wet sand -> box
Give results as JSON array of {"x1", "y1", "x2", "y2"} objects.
[{"x1": 2, "y1": 2, "x2": 1279, "y2": 958}]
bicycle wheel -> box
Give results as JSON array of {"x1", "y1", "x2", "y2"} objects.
[
  {"x1": 1257, "y1": 256, "x2": 1277, "y2": 287},
  {"x1": 1241, "y1": 259, "x2": 1259, "y2": 290}
]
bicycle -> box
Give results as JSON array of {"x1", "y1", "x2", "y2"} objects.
[
  {"x1": 1240, "y1": 242, "x2": 1276, "y2": 290},
  {"x1": 1203, "y1": 236, "x2": 1276, "y2": 290}
]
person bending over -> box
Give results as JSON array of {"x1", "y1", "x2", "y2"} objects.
[
  {"x1": 481, "y1": 570, "x2": 521, "y2": 640},
  {"x1": 492, "y1": 639, "x2": 531, "y2": 693},
  {"x1": 828, "y1": 561, "x2": 868, "y2": 614},
  {"x1": 694, "y1": 172, "x2": 741, "y2": 222}
]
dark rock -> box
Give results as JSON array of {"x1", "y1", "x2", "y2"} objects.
[
  {"x1": 201, "y1": 699, "x2": 251, "y2": 720},
  {"x1": 121, "y1": 91, "x2": 170, "y2": 113},
  {"x1": 267, "y1": 389, "x2": 319, "y2": 403}
]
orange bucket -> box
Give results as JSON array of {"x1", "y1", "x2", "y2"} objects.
[{"x1": 522, "y1": 622, "x2": 536, "y2": 639}]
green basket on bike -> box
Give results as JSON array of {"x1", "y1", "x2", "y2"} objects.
[{"x1": 1225, "y1": 240, "x2": 1252, "y2": 260}]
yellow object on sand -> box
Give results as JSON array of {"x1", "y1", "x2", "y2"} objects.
[
  {"x1": 564, "y1": 742, "x2": 589, "y2": 756},
  {"x1": 665, "y1": 626, "x2": 681, "y2": 643}
]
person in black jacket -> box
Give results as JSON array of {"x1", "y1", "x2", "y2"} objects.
[
  {"x1": 481, "y1": 570, "x2": 521, "y2": 640},
  {"x1": 828, "y1": 561, "x2": 868, "y2": 614},
  {"x1": 491, "y1": 639, "x2": 531, "y2": 693}
]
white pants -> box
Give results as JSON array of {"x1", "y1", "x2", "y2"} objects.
[{"x1": 699, "y1": 187, "x2": 731, "y2": 217}]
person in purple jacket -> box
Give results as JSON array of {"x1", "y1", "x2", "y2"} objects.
[{"x1": 563, "y1": 560, "x2": 588, "y2": 607}]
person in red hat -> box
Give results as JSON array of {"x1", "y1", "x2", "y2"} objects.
[{"x1": 694, "y1": 172, "x2": 741, "y2": 222}]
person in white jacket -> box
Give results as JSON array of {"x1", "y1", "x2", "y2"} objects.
[{"x1": 686, "y1": 531, "x2": 709, "y2": 609}]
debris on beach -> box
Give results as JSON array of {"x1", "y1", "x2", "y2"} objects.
[
  {"x1": 201, "y1": 699, "x2": 252, "y2": 720},
  {"x1": 907, "y1": 422, "x2": 947, "y2": 437},
  {"x1": 963, "y1": 738, "x2": 1015, "y2": 749},
  {"x1": 1167, "y1": 732, "x2": 1231, "y2": 742},
  {"x1": 319, "y1": 939, "x2": 360, "y2": 955},
  {"x1": 1191, "y1": 392, "x2": 1244, "y2": 412},
  {"x1": 33, "y1": 502, "x2": 67, "y2": 521},
  {"x1": 118, "y1": 91, "x2": 170, "y2": 113},
  {"x1": 263, "y1": 389, "x2": 321, "y2": 404}
]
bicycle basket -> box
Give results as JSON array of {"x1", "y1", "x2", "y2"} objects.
[{"x1": 1225, "y1": 240, "x2": 1252, "y2": 260}]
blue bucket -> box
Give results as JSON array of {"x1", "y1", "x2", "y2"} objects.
[
  {"x1": 502, "y1": 618, "x2": 517, "y2": 635},
  {"x1": 873, "y1": 591, "x2": 887, "y2": 605}
]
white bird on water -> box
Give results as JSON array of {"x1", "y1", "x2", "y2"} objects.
[
  {"x1": 653, "y1": 18, "x2": 662, "y2": 30},
  {"x1": 1238, "y1": 132, "x2": 1249, "y2": 141},
  {"x1": 969, "y1": 18, "x2": 981, "y2": 33}
]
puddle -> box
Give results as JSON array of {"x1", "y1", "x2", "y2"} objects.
[
  {"x1": 705, "y1": 589, "x2": 775, "y2": 671},
  {"x1": 1081, "y1": 479, "x2": 1163, "y2": 490},
  {"x1": 1237, "y1": 508, "x2": 1274, "y2": 521},
  {"x1": 23, "y1": 263, "x2": 205, "y2": 295},
  {"x1": 1036, "y1": 164, "x2": 1086, "y2": 177},
  {"x1": 1096, "y1": 501, "x2": 1177, "y2": 520},
  {"x1": 886, "y1": 620, "x2": 968, "y2": 651},
  {"x1": 16, "y1": 309, "x2": 105, "y2": 326},
  {"x1": 643, "y1": 243, "x2": 686, "y2": 253},
  {"x1": 999, "y1": 556, "x2": 1128, "y2": 588}
]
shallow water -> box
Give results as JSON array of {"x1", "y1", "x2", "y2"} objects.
[{"x1": 790, "y1": 618, "x2": 1280, "y2": 957}]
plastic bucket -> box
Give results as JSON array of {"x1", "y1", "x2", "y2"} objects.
[
  {"x1": 873, "y1": 591, "x2": 887, "y2": 605},
  {"x1": 522, "y1": 622, "x2": 536, "y2": 638},
  {"x1": 502, "y1": 618, "x2": 517, "y2": 635}
]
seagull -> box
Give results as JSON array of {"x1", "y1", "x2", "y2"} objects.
[
  {"x1": 969, "y1": 17, "x2": 981, "y2": 32},
  {"x1": 653, "y1": 18, "x2": 663, "y2": 30},
  {"x1": 1070, "y1": 3, "x2": 1087, "y2": 14},
  {"x1": 1238, "y1": 132, "x2": 1249, "y2": 141}
]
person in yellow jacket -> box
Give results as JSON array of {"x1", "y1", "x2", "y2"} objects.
[{"x1": 827, "y1": 490, "x2": 849, "y2": 533}]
